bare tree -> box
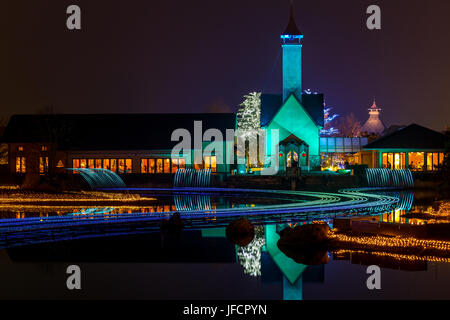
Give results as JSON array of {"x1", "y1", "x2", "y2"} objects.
[{"x1": 335, "y1": 113, "x2": 362, "y2": 137}]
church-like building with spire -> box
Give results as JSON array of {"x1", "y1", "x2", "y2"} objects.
[{"x1": 260, "y1": 2, "x2": 324, "y2": 171}]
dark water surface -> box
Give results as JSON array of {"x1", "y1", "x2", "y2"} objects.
[{"x1": 0, "y1": 190, "x2": 449, "y2": 300}]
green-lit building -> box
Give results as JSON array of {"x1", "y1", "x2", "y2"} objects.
[{"x1": 259, "y1": 5, "x2": 324, "y2": 172}]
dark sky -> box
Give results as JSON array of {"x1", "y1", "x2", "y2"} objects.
[{"x1": 2, "y1": 0, "x2": 450, "y2": 130}]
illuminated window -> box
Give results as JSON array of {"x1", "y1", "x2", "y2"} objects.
[
  {"x1": 156, "y1": 159, "x2": 163, "y2": 173},
  {"x1": 41, "y1": 145, "x2": 48, "y2": 152},
  {"x1": 439, "y1": 153, "x2": 445, "y2": 166},
  {"x1": 164, "y1": 159, "x2": 170, "y2": 173},
  {"x1": 382, "y1": 153, "x2": 387, "y2": 168},
  {"x1": 125, "y1": 159, "x2": 132, "y2": 173},
  {"x1": 179, "y1": 158, "x2": 185, "y2": 169},
  {"x1": 118, "y1": 159, "x2": 125, "y2": 174},
  {"x1": 15, "y1": 157, "x2": 26, "y2": 173},
  {"x1": 88, "y1": 159, "x2": 95, "y2": 169},
  {"x1": 73, "y1": 159, "x2": 80, "y2": 169},
  {"x1": 18, "y1": 146, "x2": 23, "y2": 152},
  {"x1": 408, "y1": 152, "x2": 424, "y2": 171},
  {"x1": 387, "y1": 153, "x2": 393, "y2": 169},
  {"x1": 80, "y1": 159, "x2": 87, "y2": 169},
  {"x1": 194, "y1": 162, "x2": 203, "y2": 170},
  {"x1": 110, "y1": 159, "x2": 117, "y2": 172},
  {"x1": 149, "y1": 159, "x2": 155, "y2": 173},
  {"x1": 39, "y1": 157, "x2": 49, "y2": 174},
  {"x1": 286, "y1": 151, "x2": 298, "y2": 168},
  {"x1": 56, "y1": 160, "x2": 64, "y2": 168},
  {"x1": 103, "y1": 159, "x2": 110, "y2": 170},
  {"x1": 141, "y1": 159, "x2": 149, "y2": 173},
  {"x1": 95, "y1": 159, "x2": 102, "y2": 169},
  {"x1": 204, "y1": 156, "x2": 217, "y2": 172},
  {"x1": 171, "y1": 159, "x2": 178, "y2": 173}
]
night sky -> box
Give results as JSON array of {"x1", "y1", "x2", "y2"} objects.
[{"x1": 3, "y1": 0, "x2": 450, "y2": 131}]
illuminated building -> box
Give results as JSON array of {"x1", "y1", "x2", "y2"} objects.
[
  {"x1": 260, "y1": 3, "x2": 324, "y2": 172},
  {"x1": 361, "y1": 100, "x2": 385, "y2": 135},
  {"x1": 363, "y1": 123, "x2": 446, "y2": 170},
  {"x1": 1, "y1": 113, "x2": 236, "y2": 175}
]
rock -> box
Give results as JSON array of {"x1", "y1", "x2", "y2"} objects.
[
  {"x1": 226, "y1": 218, "x2": 255, "y2": 247},
  {"x1": 278, "y1": 222, "x2": 330, "y2": 248},
  {"x1": 277, "y1": 222, "x2": 331, "y2": 265}
]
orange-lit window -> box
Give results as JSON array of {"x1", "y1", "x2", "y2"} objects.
[
  {"x1": 149, "y1": 159, "x2": 155, "y2": 173},
  {"x1": 164, "y1": 159, "x2": 170, "y2": 173},
  {"x1": 41, "y1": 145, "x2": 48, "y2": 152},
  {"x1": 439, "y1": 153, "x2": 445, "y2": 166},
  {"x1": 56, "y1": 160, "x2": 64, "y2": 168},
  {"x1": 382, "y1": 153, "x2": 387, "y2": 168},
  {"x1": 408, "y1": 152, "x2": 424, "y2": 171},
  {"x1": 103, "y1": 159, "x2": 110, "y2": 170},
  {"x1": 15, "y1": 157, "x2": 26, "y2": 173},
  {"x1": 18, "y1": 146, "x2": 24, "y2": 152},
  {"x1": 156, "y1": 159, "x2": 163, "y2": 173},
  {"x1": 194, "y1": 162, "x2": 202, "y2": 170},
  {"x1": 88, "y1": 159, "x2": 95, "y2": 169},
  {"x1": 110, "y1": 159, "x2": 117, "y2": 172},
  {"x1": 141, "y1": 159, "x2": 148, "y2": 173},
  {"x1": 387, "y1": 153, "x2": 393, "y2": 169},
  {"x1": 73, "y1": 159, "x2": 80, "y2": 169},
  {"x1": 125, "y1": 159, "x2": 132, "y2": 173},
  {"x1": 433, "y1": 153, "x2": 439, "y2": 170},
  {"x1": 95, "y1": 159, "x2": 102, "y2": 168},
  {"x1": 39, "y1": 157, "x2": 49, "y2": 174},
  {"x1": 118, "y1": 159, "x2": 125, "y2": 174},
  {"x1": 179, "y1": 158, "x2": 185, "y2": 169},
  {"x1": 171, "y1": 159, "x2": 178, "y2": 173},
  {"x1": 203, "y1": 156, "x2": 217, "y2": 172}
]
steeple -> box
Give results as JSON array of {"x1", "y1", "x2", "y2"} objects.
[
  {"x1": 283, "y1": 1, "x2": 302, "y2": 36},
  {"x1": 281, "y1": 1, "x2": 303, "y2": 102},
  {"x1": 362, "y1": 100, "x2": 385, "y2": 135}
]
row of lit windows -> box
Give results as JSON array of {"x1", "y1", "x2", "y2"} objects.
[
  {"x1": 15, "y1": 156, "x2": 48, "y2": 174},
  {"x1": 16, "y1": 156, "x2": 219, "y2": 174},
  {"x1": 382, "y1": 152, "x2": 444, "y2": 171},
  {"x1": 140, "y1": 158, "x2": 186, "y2": 174},
  {"x1": 72, "y1": 158, "x2": 133, "y2": 174},
  {"x1": 194, "y1": 156, "x2": 217, "y2": 172}
]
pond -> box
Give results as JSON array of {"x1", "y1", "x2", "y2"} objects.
[{"x1": 0, "y1": 189, "x2": 449, "y2": 299}]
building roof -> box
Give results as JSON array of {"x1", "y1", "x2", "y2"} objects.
[
  {"x1": 283, "y1": 2, "x2": 302, "y2": 36},
  {"x1": 361, "y1": 100, "x2": 385, "y2": 134},
  {"x1": 260, "y1": 93, "x2": 324, "y2": 127},
  {"x1": 363, "y1": 123, "x2": 446, "y2": 150},
  {"x1": 1, "y1": 113, "x2": 237, "y2": 151}
]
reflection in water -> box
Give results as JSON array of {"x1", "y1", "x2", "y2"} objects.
[
  {"x1": 237, "y1": 226, "x2": 265, "y2": 277},
  {"x1": 174, "y1": 193, "x2": 212, "y2": 211}
]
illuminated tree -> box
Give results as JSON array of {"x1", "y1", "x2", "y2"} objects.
[
  {"x1": 237, "y1": 92, "x2": 262, "y2": 167},
  {"x1": 320, "y1": 104, "x2": 339, "y2": 136},
  {"x1": 237, "y1": 92, "x2": 261, "y2": 137},
  {"x1": 237, "y1": 226, "x2": 265, "y2": 277}
]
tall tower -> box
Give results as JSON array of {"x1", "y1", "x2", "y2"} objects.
[
  {"x1": 361, "y1": 100, "x2": 385, "y2": 135},
  {"x1": 281, "y1": 1, "x2": 303, "y2": 102}
]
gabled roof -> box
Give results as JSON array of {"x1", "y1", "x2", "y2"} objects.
[
  {"x1": 280, "y1": 134, "x2": 306, "y2": 146},
  {"x1": 260, "y1": 93, "x2": 324, "y2": 127},
  {"x1": 364, "y1": 123, "x2": 446, "y2": 150},
  {"x1": 1, "y1": 113, "x2": 237, "y2": 151}
]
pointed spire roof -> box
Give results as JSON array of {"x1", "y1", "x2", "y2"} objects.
[
  {"x1": 369, "y1": 100, "x2": 381, "y2": 111},
  {"x1": 283, "y1": 1, "x2": 302, "y2": 36}
]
